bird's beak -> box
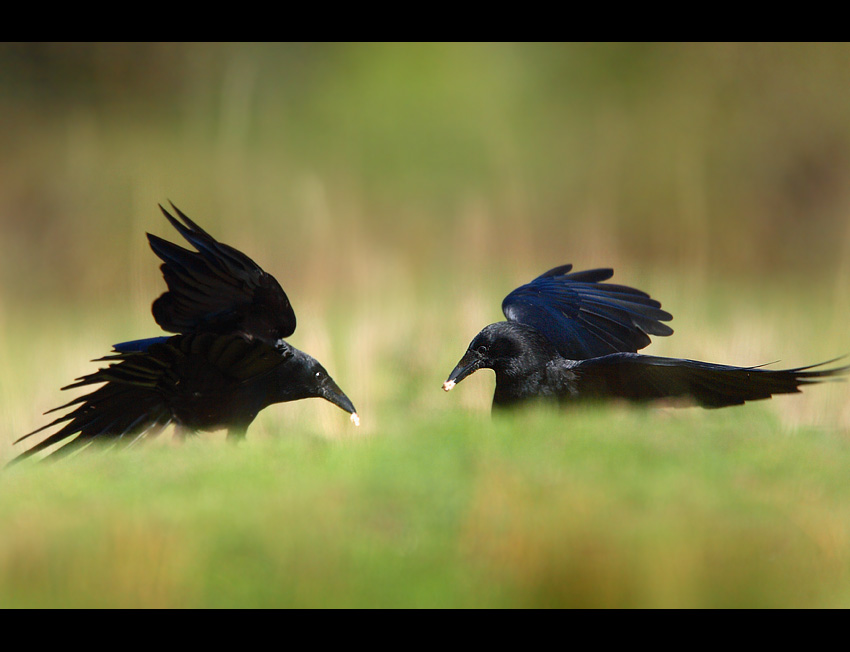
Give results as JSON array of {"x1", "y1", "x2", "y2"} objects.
[
  {"x1": 321, "y1": 378, "x2": 359, "y2": 426},
  {"x1": 443, "y1": 350, "x2": 481, "y2": 392}
]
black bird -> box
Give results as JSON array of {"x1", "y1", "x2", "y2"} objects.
[
  {"x1": 12, "y1": 204, "x2": 358, "y2": 463},
  {"x1": 443, "y1": 264, "x2": 847, "y2": 409}
]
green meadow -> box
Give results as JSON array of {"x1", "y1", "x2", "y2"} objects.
[
  {"x1": 4, "y1": 407, "x2": 850, "y2": 609},
  {"x1": 1, "y1": 43, "x2": 850, "y2": 607}
]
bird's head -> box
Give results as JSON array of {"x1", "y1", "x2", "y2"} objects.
[
  {"x1": 283, "y1": 349, "x2": 359, "y2": 425},
  {"x1": 443, "y1": 322, "x2": 557, "y2": 392}
]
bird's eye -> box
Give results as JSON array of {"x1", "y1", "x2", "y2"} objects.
[
  {"x1": 476, "y1": 345, "x2": 488, "y2": 355},
  {"x1": 315, "y1": 371, "x2": 322, "y2": 378}
]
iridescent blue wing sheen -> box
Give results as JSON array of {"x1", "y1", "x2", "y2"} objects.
[{"x1": 502, "y1": 265, "x2": 673, "y2": 360}]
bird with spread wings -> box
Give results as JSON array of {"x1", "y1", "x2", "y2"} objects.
[
  {"x1": 11, "y1": 204, "x2": 358, "y2": 463},
  {"x1": 443, "y1": 265, "x2": 847, "y2": 409}
]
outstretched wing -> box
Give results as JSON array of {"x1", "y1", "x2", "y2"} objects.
[
  {"x1": 10, "y1": 334, "x2": 288, "y2": 464},
  {"x1": 148, "y1": 203, "x2": 296, "y2": 345},
  {"x1": 502, "y1": 265, "x2": 673, "y2": 360},
  {"x1": 574, "y1": 353, "x2": 848, "y2": 408},
  {"x1": 11, "y1": 349, "x2": 176, "y2": 464}
]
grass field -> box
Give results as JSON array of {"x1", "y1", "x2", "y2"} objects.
[
  {"x1": 2, "y1": 275, "x2": 849, "y2": 608},
  {"x1": 2, "y1": 43, "x2": 850, "y2": 608},
  {"x1": 3, "y1": 405, "x2": 850, "y2": 608}
]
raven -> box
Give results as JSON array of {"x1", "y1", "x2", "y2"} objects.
[
  {"x1": 443, "y1": 264, "x2": 847, "y2": 409},
  {"x1": 11, "y1": 204, "x2": 358, "y2": 463}
]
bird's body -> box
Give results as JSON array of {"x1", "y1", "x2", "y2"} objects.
[
  {"x1": 12, "y1": 204, "x2": 357, "y2": 463},
  {"x1": 444, "y1": 266, "x2": 847, "y2": 410}
]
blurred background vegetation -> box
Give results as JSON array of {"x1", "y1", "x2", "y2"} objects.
[
  {"x1": 1, "y1": 43, "x2": 850, "y2": 607},
  {"x1": 2, "y1": 43, "x2": 849, "y2": 432},
  {"x1": 3, "y1": 43, "x2": 850, "y2": 294}
]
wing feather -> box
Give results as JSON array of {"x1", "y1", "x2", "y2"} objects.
[
  {"x1": 574, "y1": 353, "x2": 848, "y2": 407},
  {"x1": 503, "y1": 265, "x2": 673, "y2": 360},
  {"x1": 148, "y1": 203, "x2": 296, "y2": 344}
]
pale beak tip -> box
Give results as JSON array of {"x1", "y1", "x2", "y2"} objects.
[
  {"x1": 442, "y1": 380, "x2": 455, "y2": 392},
  {"x1": 350, "y1": 412, "x2": 361, "y2": 427}
]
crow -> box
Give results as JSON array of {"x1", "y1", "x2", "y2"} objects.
[
  {"x1": 11, "y1": 204, "x2": 358, "y2": 463},
  {"x1": 443, "y1": 264, "x2": 847, "y2": 409}
]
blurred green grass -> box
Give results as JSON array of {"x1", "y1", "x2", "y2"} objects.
[
  {"x1": 2, "y1": 43, "x2": 850, "y2": 608},
  {"x1": 3, "y1": 407, "x2": 850, "y2": 608}
]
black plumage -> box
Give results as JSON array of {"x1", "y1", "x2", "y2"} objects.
[
  {"x1": 443, "y1": 265, "x2": 847, "y2": 409},
  {"x1": 11, "y1": 204, "x2": 357, "y2": 463}
]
